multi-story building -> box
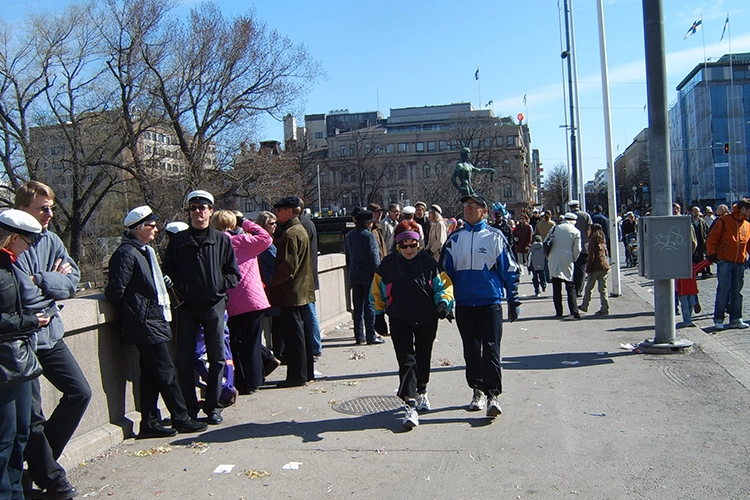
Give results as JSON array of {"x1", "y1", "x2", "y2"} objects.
[
  {"x1": 669, "y1": 52, "x2": 750, "y2": 208},
  {"x1": 614, "y1": 128, "x2": 651, "y2": 213},
  {"x1": 287, "y1": 103, "x2": 536, "y2": 217}
]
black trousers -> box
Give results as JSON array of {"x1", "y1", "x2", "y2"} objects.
[
  {"x1": 573, "y1": 253, "x2": 588, "y2": 295},
  {"x1": 455, "y1": 304, "x2": 503, "y2": 396},
  {"x1": 278, "y1": 306, "x2": 314, "y2": 383},
  {"x1": 389, "y1": 318, "x2": 438, "y2": 401},
  {"x1": 25, "y1": 339, "x2": 91, "y2": 489},
  {"x1": 175, "y1": 299, "x2": 226, "y2": 416},
  {"x1": 552, "y1": 277, "x2": 579, "y2": 316},
  {"x1": 227, "y1": 310, "x2": 265, "y2": 391},
  {"x1": 137, "y1": 342, "x2": 189, "y2": 426}
]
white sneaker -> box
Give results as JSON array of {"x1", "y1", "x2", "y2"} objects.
[
  {"x1": 468, "y1": 389, "x2": 486, "y2": 411},
  {"x1": 403, "y1": 404, "x2": 419, "y2": 428},
  {"x1": 486, "y1": 396, "x2": 502, "y2": 417},
  {"x1": 730, "y1": 320, "x2": 750, "y2": 329},
  {"x1": 714, "y1": 320, "x2": 727, "y2": 330},
  {"x1": 416, "y1": 392, "x2": 430, "y2": 411}
]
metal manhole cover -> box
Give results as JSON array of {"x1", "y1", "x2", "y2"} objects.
[{"x1": 332, "y1": 395, "x2": 403, "y2": 415}]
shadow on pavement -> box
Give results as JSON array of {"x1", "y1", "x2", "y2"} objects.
[
  {"x1": 502, "y1": 350, "x2": 637, "y2": 370},
  {"x1": 170, "y1": 406, "x2": 493, "y2": 444}
]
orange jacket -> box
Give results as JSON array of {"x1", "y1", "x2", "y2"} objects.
[{"x1": 706, "y1": 207, "x2": 750, "y2": 264}]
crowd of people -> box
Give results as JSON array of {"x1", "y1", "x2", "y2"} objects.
[{"x1": 5, "y1": 176, "x2": 750, "y2": 496}]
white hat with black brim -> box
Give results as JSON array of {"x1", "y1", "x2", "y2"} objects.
[{"x1": 0, "y1": 209, "x2": 43, "y2": 243}]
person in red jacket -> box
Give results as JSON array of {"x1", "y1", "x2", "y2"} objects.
[
  {"x1": 706, "y1": 199, "x2": 750, "y2": 330},
  {"x1": 512, "y1": 213, "x2": 533, "y2": 275}
]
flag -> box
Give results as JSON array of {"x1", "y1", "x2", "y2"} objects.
[
  {"x1": 486, "y1": 99, "x2": 493, "y2": 107},
  {"x1": 474, "y1": 67, "x2": 479, "y2": 80},
  {"x1": 523, "y1": 94, "x2": 527, "y2": 106},
  {"x1": 684, "y1": 18, "x2": 702, "y2": 39},
  {"x1": 720, "y1": 14, "x2": 729, "y2": 41}
]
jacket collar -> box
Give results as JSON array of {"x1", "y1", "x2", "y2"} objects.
[{"x1": 464, "y1": 219, "x2": 487, "y2": 232}]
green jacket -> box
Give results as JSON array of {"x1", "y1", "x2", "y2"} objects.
[{"x1": 268, "y1": 217, "x2": 316, "y2": 307}]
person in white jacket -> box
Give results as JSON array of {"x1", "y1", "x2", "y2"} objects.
[
  {"x1": 544, "y1": 212, "x2": 581, "y2": 318},
  {"x1": 425, "y1": 205, "x2": 447, "y2": 262}
]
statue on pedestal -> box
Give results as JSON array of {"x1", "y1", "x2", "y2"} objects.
[{"x1": 451, "y1": 147, "x2": 495, "y2": 197}]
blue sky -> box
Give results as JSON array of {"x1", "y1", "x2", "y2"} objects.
[{"x1": 5, "y1": 0, "x2": 750, "y2": 184}]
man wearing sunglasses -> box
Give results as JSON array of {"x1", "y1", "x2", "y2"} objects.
[
  {"x1": 441, "y1": 194, "x2": 521, "y2": 418},
  {"x1": 163, "y1": 190, "x2": 241, "y2": 425},
  {"x1": 14, "y1": 180, "x2": 88, "y2": 500}
]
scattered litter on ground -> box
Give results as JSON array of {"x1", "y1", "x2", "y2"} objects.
[
  {"x1": 426, "y1": 475, "x2": 431, "y2": 481},
  {"x1": 213, "y1": 464, "x2": 235, "y2": 474},
  {"x1": 81, "y1": 485, "x2": 110, "y2": 497},
  {"x1": 350, "y1": 351, "x2": 367, "y2": 360},
  {"x1": 469, "y1": 454, "x2": 475, "y2": 461},
  {"x1": 520, "y1": 328, "x2": 528, "y2": 331},
  {"x1": 334, "y1": 380, "x2": 359, "y2": 386},
  {"x1": 596, "y1": 352, "x2": 607, "y2": 356},
  {"x1": 328, "y1": 399, "x2": 337, "y2": 405},
  {"x1": 335, "y1": 321, "x2": 354, "y2": 330},
  {"x1": 80, "y1": 450, "x2": 116, "y2": 466},
  {"x1": 241, "y1": 469, "x2": 271, "y2": 479},
  {"x1": 187, "y1": 441, "x2": 210, "y2": 454},
  {"x1": 134, "y1": 444, "x2": 171, "y2": 457},
  {"x1": 435, "y1": 358, "x2": 452, "y2": 366},
  {"x1": 588, "y1": 412, "x2": 607, "y2": 417},
  {"x1": 620, "y1": 343, "x2": 636, "y2": 350},
  {"x1": 313, "y1": 370, "x2": 324, "y2": 377},
  {"x1": 561, "y1": 360, "x2": 580, "y2": 366},
  {"x1": 376, "y1": 448, "x2": 386, "y2": 454},
  {"x1": 309, "y1": 387, "x2": 327, "y2": 394},
  {"x1": 282, "y1": 462, "x2": 303, "y2": 470},
  {"x1": 297, "y1": 406, "x2": 309, "y2": 412}
]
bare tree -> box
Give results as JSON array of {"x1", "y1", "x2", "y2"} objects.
[{"x1": 542, "y1": 162, "x2": 569, "y2": 215}]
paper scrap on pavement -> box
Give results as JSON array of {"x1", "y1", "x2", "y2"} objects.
[
  {"x1": 282, "y1": 462, "x2": 303, "y2": 470},
  {"x1": 620, "y1": 343, "x2": 637, "y2": 350},
  {"x1": 213, "y1": 464, "x2": 236, "y2": 474},
  {"x1": 561, "y1": 360, "x2": 580, "y2": 365}
]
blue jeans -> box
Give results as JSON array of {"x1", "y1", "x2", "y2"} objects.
[
  {"x1": 351, "y1": 284, "x2": 376, "y2": 343},
  {"x1": 714, "y1": 260, "x2": 745, "y2": 323},
  {"x1": 303, "y1": 302, "x2": 322, "y2": 356},
  {"x1": 678, "y1": 295, "x2": 697, "y2": 325},
  {"x1": 0, "y1": 380, "x2": 32, "y2": 499}
]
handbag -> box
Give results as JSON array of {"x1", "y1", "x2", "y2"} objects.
[
  {"x1": 543, "y1": 227, "x2": 556, "y2": 257},
  {"x1": 0, "y1": 337, "x2": 42, "y2": 388}
]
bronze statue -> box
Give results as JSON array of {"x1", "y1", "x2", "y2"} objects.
[{"x1": 451, "y1": 147, "x2": 495, "y2": 197}]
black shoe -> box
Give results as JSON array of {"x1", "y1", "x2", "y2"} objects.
[
  {"x1": 572, "y1": 313, "x2": 581, "y2": 319},
  {"x1": 173, "y1": 418, "x2": 208, "y2": 433},
  {"x1": 263, "y1": 357, "x2": 281, "y2": 377},
  {"x1": 367, "y1": 337, "x2": 385, "y2": 345},
  {"x1": 42, "y1": 479, "x2": 78, "y2": 500},
  {"x1": 137, "y1": 423, "x2": 177, "y2": 439},
  {"x1": 276, "y1": 379, "x2": 307, "y2": 388},
  {"x1": 355, "y1": 339, "x2": 366, "y2": 345},
  {"x1": 205, "y1": 410, "x2": 223, "y2": 425}
]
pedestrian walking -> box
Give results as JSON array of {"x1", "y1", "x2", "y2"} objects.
[
  {"x1": 442, "y1": 194, "x2": 520, "y2": 418},
  {"x1": 578, "y1": 223, "x2": 610, "y2": 316},
  {"x1": 371, "y1": 220, "x2": 454, "y2": 428},
  {"x1": 528, "y1": 235, "x2": 547, "y2": 296},
  {"x1": 567, "y1": 200, "x2": 592, "y2": 297},
  {"x1": 545, "y1": 212, "x2": 581, "y2": 318}
]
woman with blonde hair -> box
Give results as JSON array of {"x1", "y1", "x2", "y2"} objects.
[
  {"x1": 425, "y1": 205, "x2": 447, "y2": 262},
  {"x1": 211, "y1": 210, "x2": 272, "y2": 394}
]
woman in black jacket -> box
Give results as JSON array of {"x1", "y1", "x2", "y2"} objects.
[
  {"x1": 370, "y1": 220, "x2": 454, "y2": 428},
  {"x1": 0, "y1": 209, "x2": 48, "y2": 499},
  {"x1": 105, "y1": 206, "x2": 207, "y2": 438}
]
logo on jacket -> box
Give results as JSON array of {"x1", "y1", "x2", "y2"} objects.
[{"x1": 477, "y1": 246, "x2": 488, "y2": 254}]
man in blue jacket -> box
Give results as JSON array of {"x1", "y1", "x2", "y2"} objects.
[
  {"x1": 441, "y1": 194, "x2": 520, "y2": 418},
  {"x1": 15, "y1": 181, "x2": 89, "y2": 499}
]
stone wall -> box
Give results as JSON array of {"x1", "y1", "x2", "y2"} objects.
[{"x1": 44, "y1": 253, "x2": 350, "y2": 469}]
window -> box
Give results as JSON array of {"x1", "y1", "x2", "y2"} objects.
[
  {"x1": 472, "y1": 138, "x2": 480, "y2": 149},
  {"x1": 340, "y1": 145, "x2": 347, "y2": 157},
  {"x1": 398, "y1": 165, "x2": 407, "y2": 179},
  {"x1": 423, "y1": 164, "x2": 431, "y2": 178},
  {"x1": 439, "y1": 140, "x2": 449, "y2": 151},
  {"x1": 484, "y1": 138, "x2": 493, "y2": 148},
  {"x1": 315, "y1": 132, "x2": 324, "y2": 139},
  {"x1": 415, "y1": 142, "x2": 425, "y2": 153},
  {"x1": 341, "y1": 169, "x2": 348, "y2": 183},
  {"x1": 320, "y1": 171, "x2": 328, "y2": 184},
  {"x1": 435, "y1": 163, "x2": 443, "y2": 175},
  {"x1": 427, "y1": 141, "x2": 436, "y2": 152},
  {"x1": 451, "y1": 140, "x2": 460, "y2": 150},
  {"x1": 386, "y1": 144, "x2": 394, "y2": 154},
  {"x1": 389, "y1": 190, "x2": 398, "y2": 203},
  {"x1": 398, "y1": 142, "x2": 408, "y2": 153},
  {"x1": 387, "y1": 166, "x2": 394, "y2": 180},
  {"x1": 504, "y1": 183, "x2": 512, "y2": 198},
  {"x1": 507, "y1": 136, "x2": 516, "y2": 147}
]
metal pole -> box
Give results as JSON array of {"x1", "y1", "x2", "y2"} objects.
[
  {"x1": 596, "y1": 0, "x2": 621, "y2": 296},
  {"x1": 569, "y1": 0, "x2": 586, "y2": 205},
  {"x1": 317, "y1": 164, "x2": 322, "y2": 217},
  {"x1": 563, "y1": 0, "x2": 578, "y2": 201},
  {"x1": 643, "y1": 0, "x2": 678, "y2": 345}
]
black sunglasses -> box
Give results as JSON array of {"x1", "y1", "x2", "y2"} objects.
[
  {"x1": 399, "y1": 242, "x2": 418, "y2": 249},
  {"x1": 189, "y1": 204, "x2": 211, "y2": 212}
]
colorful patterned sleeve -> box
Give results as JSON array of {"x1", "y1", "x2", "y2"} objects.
[
  {"x1": 369, "y1": 273, "x2": 387, "y2": 314},
  {"x1": 431, "y1": 271, "x2": 455, "y2": 311}
]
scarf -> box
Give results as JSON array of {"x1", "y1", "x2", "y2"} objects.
[{"x1": 144, "y1": 244, "x2": 171, "y2": 322}]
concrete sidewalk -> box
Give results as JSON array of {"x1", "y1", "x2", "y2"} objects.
[{"x1": 67, "y1": 270, "x2": 750, "y2": 499}]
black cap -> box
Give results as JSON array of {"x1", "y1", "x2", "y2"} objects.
[
  {"x1": 273, "y1": 196, "x2": 302, "y2": 209},
  {"x1": 460, "y1": 194, "x2": 488, "y2": 208},
  {"x1": 355, "y1": 210, "x2": 375, "y2": 224}
]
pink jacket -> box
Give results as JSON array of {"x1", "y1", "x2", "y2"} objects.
[{"x1": 225, "y1": 220, "x2": 273, "y2": 316}]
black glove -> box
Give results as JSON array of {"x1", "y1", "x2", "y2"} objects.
[
  {"x1": 163, "y1": 275, "x2": 174, "y2": 288},
  {"x1": 508, "y1": 303, "x2": 520, "y2": 322},
  {"x1": 708, "y1": 254, "x2": 718, "y2": 263},
  {"x1": 436, "y1": 302, "x2": 449, "y2": 320},
  {"x1": 236, "y1": 215, "x2": 245, "y2": 227}
]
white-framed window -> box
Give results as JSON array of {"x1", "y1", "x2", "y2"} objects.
[
  {"x1": 398, "y1": 142, "x2": 408, "y2": 153},
  {"x1": 427, "y1": 141, "x2": 436, "y2": 152},
  {"x1": 504, "y1": 183, "x2": 512, "y2": 198},
  {"x1": 507, "y1": 136, "x2": 516, "y2": 147},
  {"x1": 315, "y1": 132, "x2": 323, "y2": 139},
  {"x1": 398, "y1": 165, "x2": 407, "y2": 179},
  {"x1": 386, "y1": 144, "x2": 394, "y2": 154},
  {"x1": 415, "y1": 142, "x2": 425, "y2": 153},
  {"x1": 423, "y1": 164, "x2": 431, "y2": 178}
]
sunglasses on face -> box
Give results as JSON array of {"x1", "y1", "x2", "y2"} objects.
[
  {"x1": 399, "y1": 242, "x2": 418, "y2": 249},
  {"x1": 463, "y1": 202, "x2": 484, "y2": 209},
  {"x1": 189, "y1": 204, "x2": 210, "y2": 212}
]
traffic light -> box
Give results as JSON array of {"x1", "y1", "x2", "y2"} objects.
[{"x1": 724, "y1": 142, "x2": 730, "y2": 155}]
